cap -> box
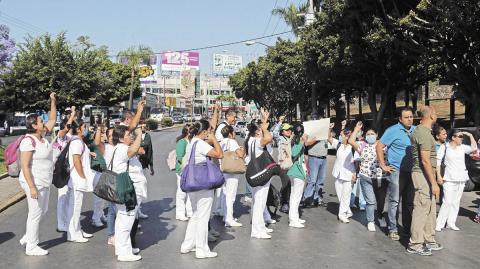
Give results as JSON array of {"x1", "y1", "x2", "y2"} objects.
[{"x1": 280, "y1": 123, "x2": 293, "y2": 131}]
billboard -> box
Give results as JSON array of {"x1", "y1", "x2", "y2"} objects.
[
  {"x1": 213, "y1": 54, "x2": 243, "y2": 74},
  {"x1": 161, "y1": 51, "x2": 200, "y2": 72}
]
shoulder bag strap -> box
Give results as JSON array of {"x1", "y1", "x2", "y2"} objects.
[{"x1": 109, "y1": 148, "x2": 118, "y2": 171}]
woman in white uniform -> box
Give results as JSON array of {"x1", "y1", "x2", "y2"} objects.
[
  {"x1": 111, "y1": 125, "x2": 146, "y2": 262},
  {"x1": 18, "y1": 93, "x2": 57, "y2": 256},
  {"x1": 175, "y1": 124, "x2": 193, "y2": 221},
  {"x1": 180, "y1": 119, "x2": 223, "y2": 259},
  {"x1": 66, "y1": 120, "x2": 99, "y2": 243},
  {"x1": 244, "y1": 109, "x2": 274, "y2": 239},
  {"x1": 436, "y1": 130, "x2": 477, "y2": 231}
]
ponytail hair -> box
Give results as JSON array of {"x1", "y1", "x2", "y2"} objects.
[
  {"x1": 244, "y1": 119, "x2": 262, "y2": 155},
  {"x1": 71, "y1": 119, "x2": 85, "y2": 136},
  {"x1": 188, "y1": 119, "x2": 210, "y2": 139},
  {"x1": 177, "y1": 123, "x2": 191, "y2": 142}
]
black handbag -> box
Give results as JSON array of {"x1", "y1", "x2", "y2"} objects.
[
  {"x1": 94, "y1": 148, "x2": 123, "y2": 204},
  {"x1": 245, "y1": 140, "x2": 280, "y2": 187}
]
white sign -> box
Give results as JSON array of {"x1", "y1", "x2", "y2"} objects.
[
  {"x1": 303, "y1": 118, "x2": 331, "y2": 141},
  {"x1": 213, "y1": 54, "x2": 243, "y2": 73}
]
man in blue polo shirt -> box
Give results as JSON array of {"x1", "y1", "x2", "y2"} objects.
[{"x1": 376, "y1": 107, "x2": 416, "y2": 241}]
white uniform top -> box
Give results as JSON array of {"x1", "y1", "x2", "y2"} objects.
[
  {"x1": 19, "y1": 134, "x2": 53, "y2": 188},
  {"x1": 437, "y1": 143, "x2": 474, "y2": 182},
  {"x1": 245, "y1": 137, "x2": 265, "y2": 165},
  {"x1": 68, "y1": 137, "x2": 97, "y2": 192},
  {"x1": 330, "y1": 139, "x2": 360, "y2": 181},
  {"x1": 220, "y1": 138, "x2": 241, "y2": 179},
  {"x1": 112, "y1": 143, "x2": 148, "y2": 200},
  {"x1": 104, "y1": 143, "x2": 114, "y2": 169},
  {"x1": 52, "y1": 133, "x2": 72, "y2": 163},
  {"x1": 215, "y1": 122, "x2": 229, "y2": 142},
  {"x1": 184, "y1": 137, "x2": 213, "y2": 165}
]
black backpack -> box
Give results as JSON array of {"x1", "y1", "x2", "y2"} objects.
[{"x1": 52, "y1": 139, "x2": 83, "y2": 188}]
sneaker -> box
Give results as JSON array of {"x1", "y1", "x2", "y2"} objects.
[
  {"x1": 266, "y1": 228, "x2": 273, "y2": 233},
  {"x1": 251, "y1": 233, "x2": 271, "y2": 239},
  {"x1": 289, "y1": 223, "x2": 305, "y2": 228},
  {"x1": 25, "y1": 246, "x2": 49, "y2": 256},
  {"x1": 19, "y1": 235, "x2": 26, "y2": 246},
  {"x1": 132, "y1": 248, "x2": 140, "y2": 255},
  {"x1": 137, "y1": 224, "x2": 142, "y2": 229},
  {"x1": 389, "y1": 232, "x2": 400, "y2": 241},
  {"x1": 338, "y1": 216, "x2": 350, "y2": 223},
  {"x1": 176, "y1": 216, "x2": 189, "y2": 221},
  {"x1": 100, "y1": 215, "x2": 108, "y2": 223},
  {"x1": 367, "y1": 222, "x2": 376, "y2": 232},
  {"x1": 299, "y1": 219, "x2": 306, "y2": 224},
  {"x1": 68, "y1": 237, "x2": 89, "y2": 243},
  {"x1": 209, "y1": 229, "x2": 220, "y2": 237},
  {"x1": 406, "y1": 246, "x2": 432, "y2": 256},
  {"x1": 107, "y1": 236, "x2": 115, "y2": 245},
  {"x1": 138, "y1": 210, "x2": 148, "y2": 219},
  {"x1": 266, "y1": 219, "x2": 277, "y2": 224},
  {"x1": 180, "y1": 247, "x2": 194, "y2": 254},
  {"x1": 56, "y1": 228, "x2": 67, "y2": 233},
  {"x1": 474, "y1": 215, "x2": 480, "y2": 224},
  {"x1": 244, "y1": 196, "x2": 253, "y2": 204},
  {"x1": 117, "y1": 254, "x2": 142, "y2": 262},
  {"x1": 82, "y1": 231, "x2": 93, "y2": 238},
  {"x1": 225, "y1": 220, "x2": 243, "y2": 227},
  {"x1": 91, "y1": 220, "x2": 104, "y2": 228},
  {"x1": 196, "y1": 251, "x2": 218, "y2": 259},
  {"x1": 426, "y1": 242, "x2": 443, "y2": 251},
  {"x1": 279, "y1": 204, "x2": 289, "y2": 213},
  {"x1": 346, "y1": 212, "x2": 353, "y2": 218},
  {"x1": 435, "y1": 227, "x2": 442, "y2": 232},
  {"x1": 446, "y1": 225, "x2": 460, "y2": 231},
  {"x1": 208, "y1": 234, "x2": 218, "y2": 242}
]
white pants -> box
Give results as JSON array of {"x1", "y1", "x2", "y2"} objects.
[
  {"x1": 436, "y1": 181, "x2": 465, "y2": 228},
  {"x1": 181, "y1": 190, "x2": 214, "y2": 255},
  {"x1": 251, "y1": 180, "x2": 271, "y2": 237},
  {"x1": 176, "y1": 175, "x2": 193, "y2": 219},
  {"x1": 212, "y1": 187, "x2": 223, "y2": 215},
  {"x1": 57, "y1": 186, "x2": 69, "y2": 231},
  {"x1": 221, "y1": 175, "x2": 239, "y2": 223},
  {"x1": 334, "y1": 178, "x2": 352, "y2": 218},
  {"x1": 114, "y1": 204, "x2": 138, "y2": 256},
  {"x1": 289, "y1": 177, "x2": 305, "y2": 224},
  {"x1": 66, "y1": 188, "x2": 85, "y2": 241},
  {"x1": 92, "y1": 175, "x2": 105, "y2": 223},
  {"x1": 20, "y1": 182, "x2": 50, "y2": 252}
]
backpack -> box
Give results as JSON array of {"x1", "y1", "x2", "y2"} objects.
[
  {"x1": 167, "y1": 150, "x2": 176, "y2": 171},
  {"x1": 266, "y1": 184, "x2": 281, "y2": 219},
  {"x1": 52, "y1": 138, "x2": 84, "y2": 188},
  {"x1": 5, "y1": 135, "x2": 36, "y2": 177},
  {"x1": 278, "y1": 137, "x2": 293, "y2": 170}
]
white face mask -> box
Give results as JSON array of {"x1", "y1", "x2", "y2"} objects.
[{"x1": 365, "y1": 134, "x2": 377, "y2": 144}]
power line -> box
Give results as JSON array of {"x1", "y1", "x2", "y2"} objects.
[
  {"x1": 262, "y1": 0, "x2": 279, "y2": 36},
  {"x1": 0, "y1": 17, "x2": 41, "y2": 34},
  {"x1": 0, "y1": 12, "x2": 47, "y2": 33},
  {"x1": 267, "y1": 0, "x2": 290, "y2": 45}
]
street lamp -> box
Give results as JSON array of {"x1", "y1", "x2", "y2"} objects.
[{"x1": 244, "y1": 40, "x2": 271, "y2": 48}]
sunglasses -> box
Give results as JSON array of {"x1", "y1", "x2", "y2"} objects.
[{"x1": 454, "y1": 134, "x2": 464, "y2": 138}]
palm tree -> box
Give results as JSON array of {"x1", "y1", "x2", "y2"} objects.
[
  {"x1": 272, "y1": 2, "x2": 309, "y2": 37},
  {"x1": 117, "y1": 45, "x2": 153, "y2": 109}
]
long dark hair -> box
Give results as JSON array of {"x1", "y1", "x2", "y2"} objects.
[
  {"x1": 71, "y1": 119, "x2": 85, "y2": 136},
  {"x1": 26, "y1": 114, "x2": 39, "y2": 134},
  {"x1": 291, "y1": 122, "x2": 304, "y2": 146},
  {"x1": 112, "y1": 125, "x2": 129, "y2": 145},
  {"x1": 176, "y1": 123, "x2": 191, "y2": 142},
  {"x1": 245, "y1": 119, "x2": 262, "y2": 155},
  {"x1": 188, "y1": 119, "x2": 210, "y2": 140}
]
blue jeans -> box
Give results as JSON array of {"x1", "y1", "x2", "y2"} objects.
[
  {"x1": 107, "y1": 202, "x2": 116, "y2": 237},
  {"x1": 245, "y1": 181, "x2": 252, "y2": 197},
  {"x1": 386, "y1": 169, "x2": 414, "y2": 233},
  {"x1": 359, "y1": 174, "x2": 388, "y2": 223},
  {"x1": 350, "y1": 178, "x2": 366, "y2": 209},
  {"x1": 303, "y1": 156, "x2": 327, "y2": 202}
]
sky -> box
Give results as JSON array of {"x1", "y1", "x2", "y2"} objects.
[{"x1": 0, "y1": 0, "x2": 298, "y2": 74}]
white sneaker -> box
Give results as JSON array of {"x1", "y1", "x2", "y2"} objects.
[
  {"x1": 209, "y1": 229, "x2": 220, "y2": 237},
  {"x1": 339, "y1": 216, "x2": 350, "y2": 223},
  {"x1": 346, "y1": 212, "x2": 353, "y2": 218},
  {"x1": 68, "y1": 237, "x2": 89, "y2": 243},
  {"x1": 107, "y1": 236, "x2": 115, "y2": 245},
  {"x1": 435, "y1": 227, "x2": 442, "y2": 232},
  {"x1": 196, "y1": 251, "x2": 218, "y2": 259},
  {"x1": 447, "y1": 225, "x2": 460, "y2": 231},
  {"x1": 91, "y1": 220, "x2": 104, "y2": 228},
  {"x1": 266, "y1": 228, "x2": 273, "y2": 233},
  {"x1": 266, "y1": 219, "x2": 277, "y2": 224},
  {"x1": 132, "y1": 248, "x2": 140, "y2": 255},
  {"x1": 244, "y1": 196, "x2": 253, "y2": 203},
  {"x1": 82, "y1": 231, "x2": 93, "y2": 238},
  {"x1": 138, "y1": 211, "x2": 149, "y2": 219},
  {"x1": 180, "y1": 247, "x2": 194, "y2": 254},
  {"x1": 176, "y1": 216, "x2": 189, "y2": 221},
  {"x1": 100, "y1": 215, "x2": 108, "y2": 223},
  {"x1": 19, "y1": 235, "x2": 26, "y2": 246},
  {"x1": 299, "y1": 219, "x2": 306, "y2": 224},
  {"x1": 367, "y1": 222, "x2": 376, "y2": 232},
  {"x1": 117, "y1": 254, "x2": 142, "y2": 262},
  {"x1": 225, "y1": 220, "x2": 243, "y2": 227},
  {"x1": 208, "y1": 234, "x2": 218, "y2": 242},
  {"x1": 289, "y1": 223, "x2": 305, "y2": 228},
  {"x1": 25, "y1": 246, "x2": 49, "y2": 256},
  {"x1": 251, "y1": 233, "x2": 271, "y2": 239}
]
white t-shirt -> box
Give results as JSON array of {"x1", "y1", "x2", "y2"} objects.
[
  {"x1": 52, "y1": 133, "x2": 72, "y2": 163},
  {"x1": 437, "y1": 143, "x2": 474, "y2": 182},
  {"x1": 245, "y1": 137, "x2": 266, "y2": 165},
  {"x1": 185, "y1": 137, "x2": 213, "y2": 165},
  {"x1": 19, "y1": 135, "x2": 53, "y2": 188},
  {"x1": 104, "y1": 143, "x2": 114, "y2": 169},
  {"x1": 215, "y1": 122, "x2": 229, "y2": 142},
  {"x1": 220, "y1": 138, "x2": 240, "y2": 152},
  {"x1": 331, "y1": 139, "x2": 360, "y2": 181},
  {"x1": 68, "y1": 137, "x2": 97, "y2": 192},
  {"x1": 111, "y1": 143, "x2": 148, "y2": 200}
]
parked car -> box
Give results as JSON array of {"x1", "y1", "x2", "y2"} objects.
[
  {"x1": 193, "y1": 114, "x2": 202, "y2": 121},
  {"x1": 0, "y1": 127, "x2": 5, "y2": 137},
  {"x1": 109, "y1": 113, "x2": 122, "y2": 126},
  {"x1": 183, "y1": 114, "x2": 193, "y2": 122},
  {"x1": 234, "y1": 121, "x2": 246, "y2": 135},
  {"x1": 171, "y1": 113, "x2": 184, "y2": 124},
  {"x1": 454, "y1": 127, "x2": 480, "y2": 191}
]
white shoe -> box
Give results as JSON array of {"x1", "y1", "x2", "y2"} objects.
[
  {"x1": 266, "y1": 228, "x2": 273, "y2": 233},
  {"x1": 346, "y1": 212, "x2": 353, "y2": 218},
  {"x1": 266, "y1": 219, "x2": 277, "y2": 224},
  {"x1": 435, "y1": 227, "x2": 442, "y2": 232},
  {"x1": 176, "y1": 216, "x2": 189, "y2": 221},
  {"x1": 82, "y1": 231, "x2": 93, "y2": 238},
  {"x1": 132, "y1": 248, "x2": 140, "y2": 255},
  {"x1": 196, "y1": 251, "x2": 218, "y2": 259},
  {"x1": 244, "y1": 196, "x2": 252, "y2": 203},
  {"x1": 117, "y1": 254, "x2": 142, "y2": 262},
  {"x1": 25, "y1": 246, "x2": 49, "y2": 256},
  {"x1": 208, "y1": 234, "x2": 218, "y2": 242},
  {"x1": 180, "y1": 247, "x2": 194, "y2": 254},
  {"x1": 19, "y1": 235, "x2": 26, "y2": 246},
  {"x1": 299, "y1": 219, "x2": 306, "y2": 224},
  {"x1": 209, "y1": 229, "x2": 220, "y2": 237},
  {"x1": 367, "y1": 222, "x2": 376, "y2": 232},
  {"x1": 289, "y1": 223, "x2": 305, "y2": 228},
  {"x1": 339, "y1": 216, "x2": 350, "y2": 223},
  {"x1": 107, "y1": 236, "x2": 115, "y2": 245},
  {"x1": 100, "y1": 215, "x2": 108, "y2": 223},
  {"x1": 68, "y1": 237, "x2": 89, "y2": 243},
  {"x1": 251, "y1": 233, "x2": 271, "y2": 239},
  {"x1": 225, "y1": 220, "x2": 243, "y2": 227},
  {"x1": 138, "y1": 211, "x2": 149, "y2": 219},
  {"x1": 447, "y1": 225, "x2": 460, "y2": 231},
  {"x1": 91, "y1": 220, "x2": 104, "y2": 228}
]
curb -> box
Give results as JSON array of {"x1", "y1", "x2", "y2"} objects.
[
  {"x1": 0, "y1": 190, "x2": 25, "y2": 213},
  {"x1": 0, "y1": 173, "x2": 8, "y2": 180},
  {"x1": 151, "y1": 125, "x2": 182, "y2": 132}
]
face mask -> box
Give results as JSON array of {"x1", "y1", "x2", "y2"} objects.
[
  {"x1": 83, "y1": 129, "x2": 89, "y2": 137},
  {"x1": 365, "y1": 134, "x2": 377, "y2": 144}
]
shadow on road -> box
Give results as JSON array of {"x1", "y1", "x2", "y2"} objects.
[
  {"x1": 0, "y1": 232, "x2": 15, "y2": 245},
  {"x1": 137, "y1": 198, "x2": 175, "y2": 251}
]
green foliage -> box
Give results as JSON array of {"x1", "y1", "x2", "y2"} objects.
[
  {"x1": 160, "y1": 117, "x2": 173, "y2": 127},
  {"x1": 145, "y1": 118, "x2": 159, "y2": 130}
]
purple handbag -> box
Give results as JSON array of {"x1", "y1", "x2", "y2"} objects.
[{"x1": 180, "y1": 141, "x2": 225, "y2": 192}]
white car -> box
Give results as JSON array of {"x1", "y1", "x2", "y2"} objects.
[{"x1": 234, "y1": 121, "x2": 246, "y2": 135}]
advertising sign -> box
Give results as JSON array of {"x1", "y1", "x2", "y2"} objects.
[
  {"x1": 213, "y1": 54, "x2": 243, "y2": 74},
  {"x1": 139, "y1": 65, "x2": 158, "y2": 83},
  {"x1": 161, "y1": 51, "x2": 200, "y2": 72}
]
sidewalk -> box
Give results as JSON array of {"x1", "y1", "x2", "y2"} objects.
[{"x1": 0, "y1": 174, "x2": 25, "y2": 213}]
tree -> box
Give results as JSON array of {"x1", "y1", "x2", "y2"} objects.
[
  {"x1": 272, "y1": 2, "x2": 309, "y2": 37},
  {"x1": 0, "y1": 25, "x2": 15, "y2": 80},
  {"x1": 117, "y1": 45, "x2": 153, "y2": 110}
]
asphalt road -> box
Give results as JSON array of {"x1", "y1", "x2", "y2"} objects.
[{"x1": 1, "y1": 128, "x2": 479, "y2": 269}]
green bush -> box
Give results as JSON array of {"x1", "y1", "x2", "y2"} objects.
[
  {"x1": 160, "y1": 117, "x2": 173, "y2": 127},
  {"x1": 146, "y1": 118, "x2": 159, "y2": 130}
]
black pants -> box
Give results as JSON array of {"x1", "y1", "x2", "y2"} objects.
[
  {"x1": 130, "y1": 218, "x2": 139, "y2": 248},
  {"x1": 278, "y1": 169, "x2": 291, "y2": 205}
]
